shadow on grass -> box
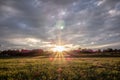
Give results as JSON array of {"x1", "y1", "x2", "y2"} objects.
[{"x1": 0, "y1": 55, "x2": 49, "y2": 59}]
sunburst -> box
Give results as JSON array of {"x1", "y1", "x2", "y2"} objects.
[{"x1": 52, "y1": 45, "x2": 66, "y2": 52}]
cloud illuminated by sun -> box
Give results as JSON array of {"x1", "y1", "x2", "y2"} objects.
[{"x1": 52, "y1": 45, "x2": 66, "y2": 52}]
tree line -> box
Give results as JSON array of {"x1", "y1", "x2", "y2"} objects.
[{"x1": 0, "y1": 49, "x2": 47, "y2": 57}]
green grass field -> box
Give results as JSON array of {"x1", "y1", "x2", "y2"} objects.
[{"x1": 0, "y1": 56, "x2": 120, "y2": 80}]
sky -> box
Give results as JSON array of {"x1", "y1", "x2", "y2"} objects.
[{"x1": 0, "y1": 0, "x2": 120, "y2": 50}]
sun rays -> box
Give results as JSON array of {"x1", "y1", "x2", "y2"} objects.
[{"x1": 52, "y1": 45, "x2": 66, "y2": 52}]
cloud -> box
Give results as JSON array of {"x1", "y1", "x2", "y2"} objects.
[
  {"x1": 41, "y1": 0, "x2": 78, "y2": 5},
  {"x1": 87, "y1": 42, "x2": 120, "y2": 49},
  {"x1": 0, "y1": 0, "x2": 120, "y2": 50}
]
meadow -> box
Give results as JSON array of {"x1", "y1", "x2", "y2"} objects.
[{"x1": 0, "y1": 55, "x2": 120, "y2": 80}]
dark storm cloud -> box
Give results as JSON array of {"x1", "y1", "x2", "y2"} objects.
[{"x1": 0, "y1": 0, "x2": 120, "y2": 50}]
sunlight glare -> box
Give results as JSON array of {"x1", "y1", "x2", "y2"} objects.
[{"x1": 52, "y1": 45, "x2": 65, "y2": 52}]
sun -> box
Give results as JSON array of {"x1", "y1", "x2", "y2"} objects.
[{"x1": 52, "y1": 45, "x2": 66, "y2": 52}]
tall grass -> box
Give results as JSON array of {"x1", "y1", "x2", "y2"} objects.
[{"x1": 0, "y1": 57, "x2": 120, "y2": 80}]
